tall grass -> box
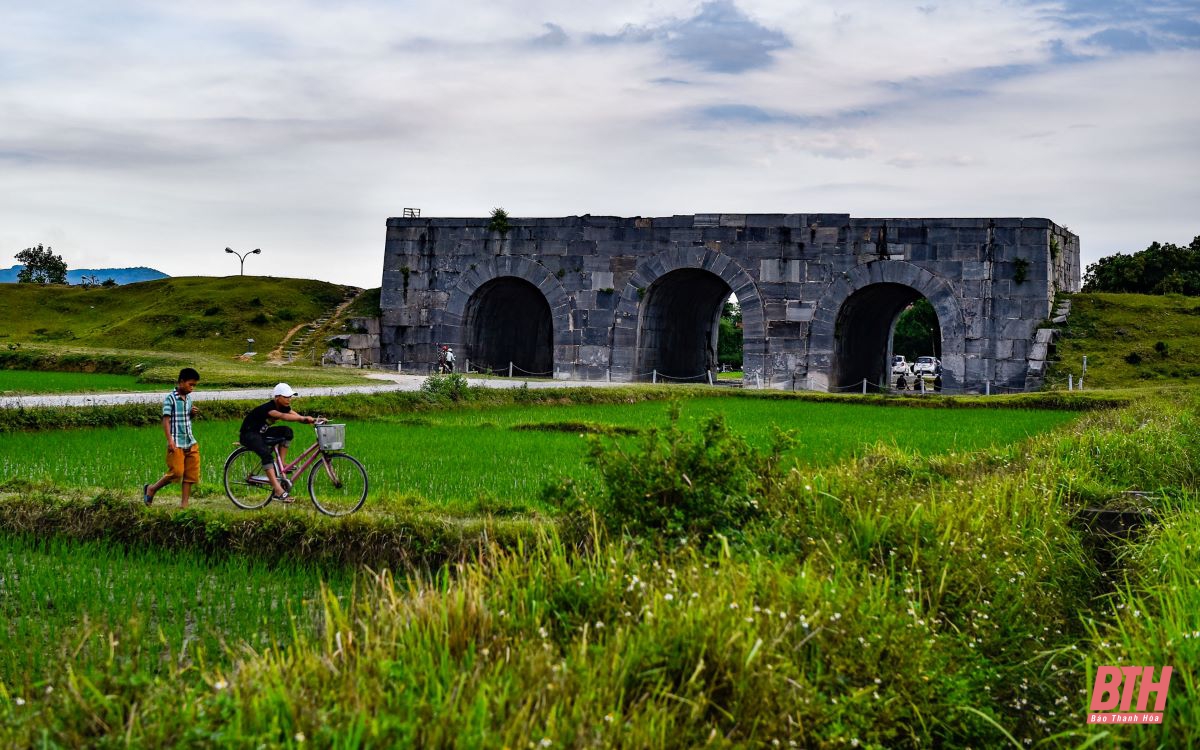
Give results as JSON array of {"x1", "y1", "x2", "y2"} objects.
[{"x1": 1080, "y1": 491, "x2": 1200, "y2": 746}]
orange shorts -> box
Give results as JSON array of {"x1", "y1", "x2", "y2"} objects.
[{"x1": 163, "y1": 444, "x2": 201, "y2": 484}]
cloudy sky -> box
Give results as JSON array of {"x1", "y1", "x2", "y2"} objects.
[{"x1": 2, "y1": 0, "x2": 1198, "y2": 288}]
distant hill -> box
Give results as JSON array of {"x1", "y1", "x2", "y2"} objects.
[
  {"x1": 0, "y1": 266, "x2": 169, "y2": 285},
  {"x1": 0, "y1": 276, "x2": 354, "y2": 355}
]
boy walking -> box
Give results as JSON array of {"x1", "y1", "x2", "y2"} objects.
[{"x1": 143, "y1": 367, "x2": 201, "y2": 508}]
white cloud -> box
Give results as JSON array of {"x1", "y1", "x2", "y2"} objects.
[{"x1": 0, "y1": 1, "x2": 1197, "y2": 285}]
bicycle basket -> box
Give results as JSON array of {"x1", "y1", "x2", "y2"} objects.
[{"x1": 315, "y1": 423, "x2": 346, "y2": 451}]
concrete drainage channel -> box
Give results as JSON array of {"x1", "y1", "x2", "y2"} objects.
[{"x1": 1072, "y1": 491, "x2": 1160, "y2": 573}]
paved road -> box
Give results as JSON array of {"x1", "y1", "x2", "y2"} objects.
[{"x1": 0, "y1": 373, "x2": 627, "y2": 409}]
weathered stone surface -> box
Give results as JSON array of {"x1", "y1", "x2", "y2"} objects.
[{"x1": 377, "y1": 214, "x2": 1079, "y2": 393}]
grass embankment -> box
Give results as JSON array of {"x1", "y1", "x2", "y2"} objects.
[
  {"x1": 0, "y1": 354, "x2": 373, "y2": 393},
  {"x1": 0, "y1": 370, "x2": 164, "y2": 396},
  {"x1": 0, "y1": 276, "x2": 355, "y2": 356},
  {"x1": 1048, "y1": 292, "x2": 1200, "y2": 388},
  {"x1": 0, "y1": 391, "x2": 1196, "y2": 745}
]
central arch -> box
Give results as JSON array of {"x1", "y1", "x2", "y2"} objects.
[
  {"x1": 611, "y1": 248, "x2": 767, "y2": 383},
  {"x1": 635, "y1": 268, "x2": 732, "y2": 380},
  {"x1": 809, "y1": 261, "x2": 966, "y2": 392},
  {"x1": 831, "y1": 283, "x2": 940, "y2": 390},
  {"x1": 463, "y1": 277, "x2": 553, "y2": 375}
]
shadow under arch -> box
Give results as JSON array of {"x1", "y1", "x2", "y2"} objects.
[
  {"x1": 463, "y1": 277, "x2": 553, "y2": 375},
  {"x1": 612, "y1": 249, "x2": 766, "y2": 382},
  {"x1": 445, "y1": 257, "x2": 572, "y2": 376},
  {"x1": 810, "y1": 262, "x2": 966, "y2": 392}
]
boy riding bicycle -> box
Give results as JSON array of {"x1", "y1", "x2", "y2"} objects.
[{"x1": 238, "y1": 382, "x2": 320, "y2": 503}]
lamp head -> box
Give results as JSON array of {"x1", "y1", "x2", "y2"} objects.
[
  {"x1": 252, "y1": 248, "x2": 261, "y2": 254},
  {"x1": 225, "y1": 247, "x2": 234, "y2": 254}
]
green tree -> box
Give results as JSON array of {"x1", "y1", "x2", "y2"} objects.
[
  {"x1": 892, "y1": 297, "x2": 940, "y2": 361},
  {"x1": 15, "y1": 244, "x2": 68, "y2": 284},
  {"x1": 1083, "y1": 236, "x2": 1200, "y2": 295},
  {"x1": 717, "y1": 299, "x2": 742, "y2": 368}
]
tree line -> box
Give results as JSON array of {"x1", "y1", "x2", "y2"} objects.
[
  {"x1": 11, "y1": 244, "x2": 117, "y2": 287},
  {"x1": 1083, "y1": 235, "x2": 1200, "y2": 295}
]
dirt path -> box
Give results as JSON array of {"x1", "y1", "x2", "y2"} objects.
[{"x1": 267, "y1": 321, "x2": 310, "y2": 360}]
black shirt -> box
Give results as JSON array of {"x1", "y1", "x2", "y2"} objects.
[{"x1": 240, "y1": 400, "x2": 290, "y2": 435}]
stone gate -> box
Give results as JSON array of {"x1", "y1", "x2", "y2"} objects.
[{"x1": 377, "y1": 213, "x2": 1080, "y2": 393}]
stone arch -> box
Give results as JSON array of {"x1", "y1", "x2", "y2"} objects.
[
  {"x1": 808, "y1": 261, "x2": 966, "y2": 391},
  {"x1": 611, "y1": 248, "x2": 766, "y2": 382},
  {"x1": 445, "y1": 257, "x2": 572, "y2": 375}
]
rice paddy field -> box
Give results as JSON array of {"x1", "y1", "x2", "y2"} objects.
[
  {"x1": 0, "y1": 397, "x2": 1078, "y2": 514},
  {"x1": 0, "y1": 535, "x2": 349, "y2": 692},
  {"x1": 1, "y1": 385, "x2": 1198, "y2": 747}
]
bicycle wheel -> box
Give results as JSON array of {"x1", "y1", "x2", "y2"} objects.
[
  {"x1": 223, "y1": 448, "x2": 274, "y2": 510},
  {"x1": 307, "y1": 453, "x2": 368, "y2": 516}
]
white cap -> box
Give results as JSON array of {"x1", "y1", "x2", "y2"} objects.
[{"x1": 272, "y1": 382, "x2": 298, "y2": 398}]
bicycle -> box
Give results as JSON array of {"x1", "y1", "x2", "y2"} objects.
[{"x1": 222, "y1": 421, "x2": 368, "y2": 516}]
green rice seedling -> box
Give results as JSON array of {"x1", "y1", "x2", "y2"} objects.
[{"x1": 0, "y1": 533, "x2": 349, "y2": 694}]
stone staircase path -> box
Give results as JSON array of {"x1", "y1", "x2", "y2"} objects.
[{"x1": 270, "y1": 288, "x2": 364, "y2": 363}]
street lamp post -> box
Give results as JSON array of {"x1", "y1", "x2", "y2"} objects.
[{"x1": 225, "y1": 247, "x2": 261, "y2": 275}]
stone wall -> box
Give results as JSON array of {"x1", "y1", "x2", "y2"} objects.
[{"x1": 378, "y1": 214, "x2": 1080, "y2": 393}]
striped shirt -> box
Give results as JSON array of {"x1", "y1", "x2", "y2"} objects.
[{"x1": 162, "y1": 390, "x2": 197, "y2": 448}]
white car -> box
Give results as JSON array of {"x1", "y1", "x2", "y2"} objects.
[
  {"x1": 891, "y1": 355, "x2": 912, "y2": 376},
  {"x1": 913, "y1": 356, "x2": 941, "y2": 376}
]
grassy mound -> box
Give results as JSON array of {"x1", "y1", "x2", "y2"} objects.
[
  {"x1": 0, "y1": 276, "x2": 353, "y2": 355},
  {"x1": 1049, "y1": 293, "x2": 1200, "y2": 388}
]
